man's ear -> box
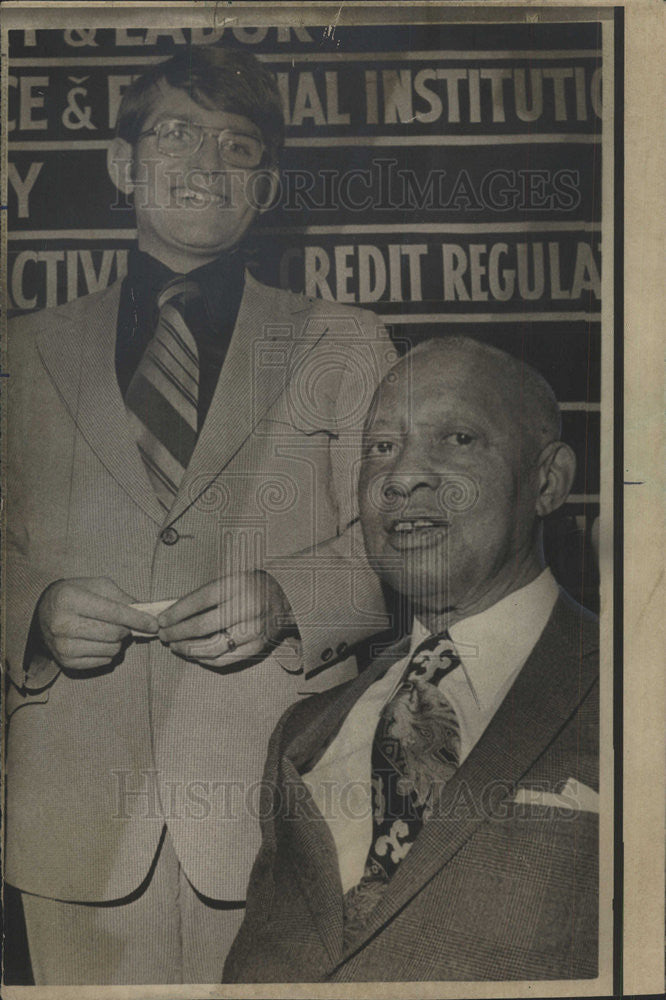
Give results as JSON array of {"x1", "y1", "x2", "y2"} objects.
[
  {"x1": 107, "y1": 137, "x2": 135, "y2": 195},
  {"x1": 534, "y1": 441, "x2": 577, "y2": 517}
]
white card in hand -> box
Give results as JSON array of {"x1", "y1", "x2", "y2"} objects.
[{"x1": 130, "y1": 599, "x2": 177, "y2": 637}]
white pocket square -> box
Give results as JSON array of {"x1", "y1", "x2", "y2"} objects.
[{"x1": 514, "y1": 777, "x2": 599, "y2": 813}]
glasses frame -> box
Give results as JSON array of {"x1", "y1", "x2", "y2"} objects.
[{"x1": 138, "y1": 118, "x2": 266, "y2": 167}]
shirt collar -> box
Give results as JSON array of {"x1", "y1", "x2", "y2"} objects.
[
  {"x1": 126, "y1": 245, "x2": 246, "y2": 323},
  {"x1": 411, "y1": 569, "x2": 560, "y2": 710}
]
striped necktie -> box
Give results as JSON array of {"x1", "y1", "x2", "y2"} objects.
[
  {"x1": 343, "y1": 632, "x2": 462, "y2": 942},
  {"x1": 125, "y1": 278, "x2": 201, "y2": 512}
]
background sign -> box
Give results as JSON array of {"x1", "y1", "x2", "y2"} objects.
[{"x1": 7, "y1": 21, "x2": 603, "y2": 608}]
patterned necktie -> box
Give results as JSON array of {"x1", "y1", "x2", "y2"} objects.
[
  {"x1": 125, "y1": 278, "x2": 201, "y2": 512},
  {"x1": 343, "y1": 632, "x2": 462, "y2": 940}
]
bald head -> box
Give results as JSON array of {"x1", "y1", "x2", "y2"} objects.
[{"x1": 370, "y1": 336, "x2": 562, "y2": 467}]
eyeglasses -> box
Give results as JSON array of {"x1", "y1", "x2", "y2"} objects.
[{"x1": 138, "y1": 119, "x2": 265, "y2": 168}]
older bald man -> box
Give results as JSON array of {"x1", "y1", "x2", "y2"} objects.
[{"x1": 224, "y1": 336, "x2": 599, "y2": 984}]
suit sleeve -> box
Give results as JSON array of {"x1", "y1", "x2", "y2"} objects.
[
  {"x1": 269, "y1": 308, "x2": 395, "y2": 677},
  {"x1": 5, "y1": 318, "x2": 62, "y2": 707}
]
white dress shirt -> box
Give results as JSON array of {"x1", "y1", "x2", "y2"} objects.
[{"x1": 302, "y1": 569, "x2": 560, "y2": 892}]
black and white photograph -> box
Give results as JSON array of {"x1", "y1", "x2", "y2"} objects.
[{"x1": 1, "y1": 3, "x2": 661, "y2": 997}]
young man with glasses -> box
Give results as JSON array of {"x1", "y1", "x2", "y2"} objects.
[{"x1": 5, "y1": 47, "x2": 390, "y2": 984}]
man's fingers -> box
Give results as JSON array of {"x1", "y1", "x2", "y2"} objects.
[
  {"x1": 54, "y1": 618, "x2": 128, "y2": 643},
  {"x1": 190, "y1": 637, "x2": 269, "y2": 667},
  {"x1": 49, "y1": 580, "x2": 158, "y2": 634},
  {"x1": 73, "y1": 593, "x2": 158, "y2": 634},
  {"x1": 158, "y1": 605, "x2": 262, "y2": 644},
  {"x1": 63, "y1": 657, "x2": 115, "y2": 672},
  {"x1": 171, "y1": 634, "x2": 268, "y2": 666},
  {"x1": 84, "y1": 577, "x2": 140, "y2": 605},
  {"x1": 167, "y1": 617, "x2": 264, "y2": 660},
  {"x1": 158, "y1": 578, "x2": 235, "y2": 627},
  {"x1": 156, "y1": 572, "x2": 268, "y2": 629},
  {"x1": 38, "y1": 578, "x2": 161, "y2": 675},
  {"x1": 158, "y1": 606, "x2": 227, "y2": 643},
  {"x1": 57, "y1": 638, "x2": 122, "y2": 661}
]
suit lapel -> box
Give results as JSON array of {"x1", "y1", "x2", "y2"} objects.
[
  {"x1": 34, "y1": 274, "x2": 322, "y2": 528},
  {"x1": 36, "y1": 283, "x2": 165, "y2": 525},
  {"x1": 325, "y1": 595, "x2": 599, "y2": 970},
  {"x1": 278, "y1": 754, "x2": 344, "y2": 966},
  {"x1": 278, "y1": 637, "x2": 411, "y2": 965},
  {"x1": 166, "y1": 272, "x2": 322, "y2": 523}
]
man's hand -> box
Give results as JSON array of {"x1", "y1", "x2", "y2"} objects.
[
  {"x1": 157, "y1": 571, "x2": 295, "y2": 668},
  {"x1": 37, "y1": 577, "x2": 159, "y2": 672}
]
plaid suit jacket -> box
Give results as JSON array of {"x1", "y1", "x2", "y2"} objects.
[{"x1": 224, "y1": 591, "x2": 599, "y2": 983}]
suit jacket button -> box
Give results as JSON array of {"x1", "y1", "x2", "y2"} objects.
[
  {"x1": 160, "y1": 527, "x2": 179, "y2": 545},
  {"x1": 336, "y1": 641, "x2": 348, "y2": 657},
  {"x1": 321, "y1": 647, "x2": 333, "y2": 661}
]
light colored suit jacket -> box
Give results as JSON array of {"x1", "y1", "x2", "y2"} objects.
[
  {"x1": 224, "y1": 593, "x2": 599, "y2": 982},
  {"x1": 5, "y1": 272, "x2": 390, "y2": 901}
]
